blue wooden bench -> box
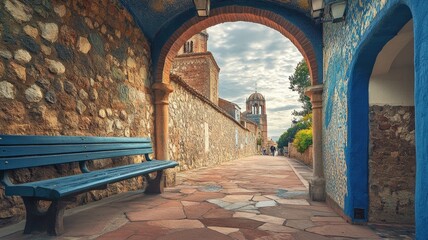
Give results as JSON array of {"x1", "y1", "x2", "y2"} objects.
[{"x1": 0, "y1": 135, "x2": 178, "y2": 235}]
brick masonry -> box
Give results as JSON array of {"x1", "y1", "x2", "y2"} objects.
[{"x1": 368, "y1": 105, "x2": 415, "y2": 224}]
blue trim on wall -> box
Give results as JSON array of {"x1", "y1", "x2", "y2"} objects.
[
  {"x1": 346, "y1": 0, "x2": 412, "y2": 224},
  {"x1": 151, "y1": 0, "x2": 323, "y2": 84}
]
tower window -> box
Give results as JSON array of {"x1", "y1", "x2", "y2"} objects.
[{"x1": 184, "y1": 41, "x2": 194, "y2": 53}]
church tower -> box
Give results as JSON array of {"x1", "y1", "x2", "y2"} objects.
[
  {"x1": 245, "y1": 91, "x2": 268, "y2": 147},
  {"x1": 171, "y1": 30, "x2": 220, "y2": 105}
]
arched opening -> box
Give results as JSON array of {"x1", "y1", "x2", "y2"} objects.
[
  {"x1": 152, "y1": 3, "x2": 322, "y2": 87},
  {"x1": 368, "y1": 20, "x2": 415, "y2": 224},
  {"x1": 347, "y1": 4, "x2": 414, "y2": 224}
]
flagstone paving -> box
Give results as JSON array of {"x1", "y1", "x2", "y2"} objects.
[{"x1": 0, "y1": 156, "x2": 394, "y2": 239}]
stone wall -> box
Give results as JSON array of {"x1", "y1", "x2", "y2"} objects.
[
  {"x1": 288, "y1": 143, "x2": 313, "y2": 167},
  {"x1": 168, "y1": 75, "x2": 258, "y2": 172},
  {"x1": 369, "y1": 105, "x2": 415, "y2": 223},
  {"x1": 0, "y1": 0, "x2": 153, "y2": 226}
]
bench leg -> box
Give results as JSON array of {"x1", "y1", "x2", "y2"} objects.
[
  {"x1": 22, "y1": 197, "x2": 68, "y2": 236},
  {"x1": 144, "y1": 170, "x2": 165, "y2": 194}
]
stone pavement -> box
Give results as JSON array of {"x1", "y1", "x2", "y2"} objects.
[{"x1": 1, "y1": 156, "x2": 382, "y2": 239}]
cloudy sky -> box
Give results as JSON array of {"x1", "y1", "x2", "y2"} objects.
[{"x1": 206, "y1": 22, "x2": 304, "y2": 138}]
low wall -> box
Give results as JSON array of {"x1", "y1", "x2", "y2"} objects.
[
  {"x1": 168, "y1": 76, "x2": 258, "y2": 173},
  {"x1": 288, "y1": 143, "x2": 313, "y2": 167},
  {"x1": 369, "y1": 105, "x2": 415, "y2": 224}
]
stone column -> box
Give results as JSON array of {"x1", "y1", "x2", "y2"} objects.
[
  {"x1": 152, "y1": 82, "x2": 173, "y2": 160},
  {"x1": 305, "y1": 84, "x2": 325, "y2": 201}
]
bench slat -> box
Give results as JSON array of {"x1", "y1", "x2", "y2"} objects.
[
  {"x1": 5, "y1": 160, "x2": 178, "y2": 199},
  {"x1": 0, "y1": 135, "x2": 151, "y2": 145},
  {"x1": 0, "y1": 148, "x2": 153, "y2": 170},
  {"x1": 0, "y1": 143, "x2": 153, "y2": 158}
]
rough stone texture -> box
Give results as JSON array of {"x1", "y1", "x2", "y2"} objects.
[
  {"x1": 288, "y1": 143, "x2": 313, "y2": 167},
  {"x1": 77, "y1": 36, "x2": 91, "y2": 54},
  {"x1": 23, "y1": 25, "x2": 38, "y2": 39},
  {"x1": 38, "y1": 22, "x2": 59, "y2": 42},
  {"x1": 4, "y1": 0, "x2": 32, "y2": 22},
  {"x1": 25, "y1": 84, "x2": 43, "y2": 103},
  {"x1": 45, "y1": 58, "x2": 65, "y2": 74},
  {"x1": 9, "y1": 62, "x2": 26, "y2": 81},
  {"x1": 168, "y1": 76, "x2": 258, "y2": 173},
  {"x1": 0, "y1": 81, "x2": 15, "y2": 99},
  {"x1": 14, "y1": 49, "x2": 32, "y2": 64},
  {"x1": 0, "y1": 0, "x2": 153, "y2": 227},
  {"x1": 369, "y1": 105, "x2": 415, "y2": 224}
]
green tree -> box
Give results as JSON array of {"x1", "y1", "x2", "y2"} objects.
[
  {"x1": 277, "y1": 113, "x2": 312, "y2": 148},
  {"x1": 289, "y1": 60, "x2": 311, "y2": 116},
  {"x1": 293, "y1": 128, "x2": 313, "y2": 153}
]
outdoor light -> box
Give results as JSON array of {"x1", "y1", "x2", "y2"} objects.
[
  {"x1": 193, "y1": 0, "x2": 210, "y2": 17},
  {"x1": 311, "y1": 0, "x2": 347, "y2": 23},
  {"x1": 329, "y1": 0, "x2": 347, "y2": 22},
  {"x1": 310, "y1": 0, "x2": 324, "y2": 19}
]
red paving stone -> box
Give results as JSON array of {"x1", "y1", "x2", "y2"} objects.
[
  {"x1": 0, "y1": 156, "x2": 384, "y2": 240},
  {"x1": 158, "y1": 228, "x2": 234, "y2": 240}
]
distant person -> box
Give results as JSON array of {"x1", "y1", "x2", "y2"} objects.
[
  {"x1": 262, "y1": 147, "x2": 267, "y2": 155},
  {"x1": 270, "y1": 145, "x2": 276, "y2": 156}
]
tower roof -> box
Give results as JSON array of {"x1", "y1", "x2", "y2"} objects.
[{"x1": 248, "y1": 92, "x2": 265, "y2": 101}]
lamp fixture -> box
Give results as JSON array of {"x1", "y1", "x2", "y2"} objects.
[
  {"x1": 193, "y1": 0, "x2": 210, "y2": 17},
  {"x1": 310, "y1": 0, "x2": 324, "y2": 19},
  {"x1": 310, "y1": 0, "x2": 347, "y2": 23}
]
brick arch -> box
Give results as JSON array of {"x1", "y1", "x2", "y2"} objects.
[{"x1": 154, "y1": 5, "x2": 322, "y2": 86}]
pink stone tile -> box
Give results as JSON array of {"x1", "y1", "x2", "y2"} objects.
[
  {"x1": 240, "y1": 228, "x2": 271, "y2": 240},
  {"x1": 257, "y1": 223, "x2": 298, "y2": 233},
  {"x1": 228, "y1": 231, "x2": 247, "y2": 240},
  {"x1": 147, "y1": 219, "x2": 204, "y2": 229},
  {"x1": 181, "y1": 200, "x2": 200, "y2": 206},
  {"x1": 310, "y1": 216, "x2": 346, "y2": 222},
  {"x1": 221, "y1": 195, "x2": 254, "y2": 203},
  {"x1": 184, "y1": 202, "x2": 217, "y2": 219},
  {"x1": 306, "y1": 224, "x2": 380, "y2": 238},
  {"x1": 126, "y1": 207, "x2": 185, "y2": 221},
  {"x1": 200, "y1": 218, "x2": 264, "y2": 229},
  {"x1": 181, "y1": 192, "x2": 225, "y2": 202},
  {"x1": 180, "y1": 188, "x2": 197, "y2": 194},
  {"x1": 208, "y1": 226, "x2": 240, "y2": 235},
  {"x1": 285, "y1": 220, "x2": 315, "y2": 230},
  {"x1": 97, "y1": 222, "x2": 170, "y2": 240},
  {"x1": 157, "y1": 228, "x2": 234, "y2": 240},
  {"x1": 203, "y1": 208, "x2": 234, "y2": 218}
]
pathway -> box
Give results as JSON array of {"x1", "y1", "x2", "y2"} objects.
[{"x1": 1, "y1": 156, "x2": 381, "y2": 239}]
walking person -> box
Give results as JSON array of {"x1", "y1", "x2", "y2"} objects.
[{"x1": 270, "y1": 145, "x2": 276, "y2": 156}]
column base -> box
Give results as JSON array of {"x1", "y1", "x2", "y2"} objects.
[{"x1": 309, "y1": 177, "x2": 326, "y2": 201}]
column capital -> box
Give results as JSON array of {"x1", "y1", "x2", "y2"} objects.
[
  {"x1": 152, "y1": 82, "x2": 173, "y2": 105},
  {"x1": 305, "y1": 84, "x2": 323, "y2": 97},
  {"x1": 305, "y1": 84, "x2": 323, "y2": 109}
]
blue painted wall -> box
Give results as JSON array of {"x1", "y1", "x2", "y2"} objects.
[{"x1": 323, "y1": 0, "x2": 428, "y2": 238}]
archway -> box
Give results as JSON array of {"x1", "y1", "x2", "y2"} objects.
[
  {"x1": 150, "y1": 1, "x2": 324, "y2": 200},
  {"x1": 347, "y1": 3, "x2": 414, "y2": 224},
  {"x1": 152, "y1": 2, "x2": 322, "y2": 86},
  {"x1": 368, "y1": 20, "x2": 415, "y2": 224}
]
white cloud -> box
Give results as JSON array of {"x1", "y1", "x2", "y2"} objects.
[{"x1": 207, "y1": 22, "x2": 304, "y2": 137}]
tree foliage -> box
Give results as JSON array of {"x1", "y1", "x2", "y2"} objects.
[
  {"x1": 293, "y1": 128, "x2": 313, "y2": 153},
  {"x1": 277, "y1": 113, "x2": 312, "y2": 148},
  {"x1": 289, "y1": 60, "x2": 311, "y2": 116}
]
